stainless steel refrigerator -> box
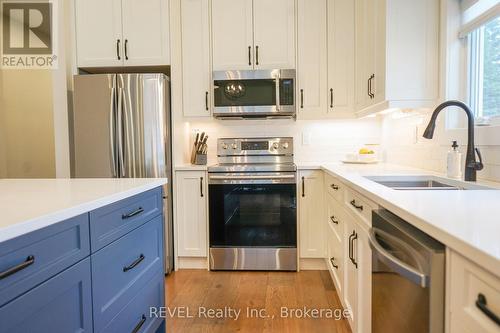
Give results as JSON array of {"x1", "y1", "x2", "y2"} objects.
[{"x1": 71, "y1": 73, "x2": 174, "y2": 274}]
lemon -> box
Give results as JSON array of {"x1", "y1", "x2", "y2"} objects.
[{"x1": 359, "y1": 148, "x2": 375, "y2": 155}]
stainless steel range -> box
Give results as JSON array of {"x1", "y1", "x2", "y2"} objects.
[{"x1": 208, "y1": 137, "x2": 297, "y2": 271}]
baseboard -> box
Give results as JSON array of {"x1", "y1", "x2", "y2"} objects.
[
  {"x1": 299, "y1": 258, "x2": 327, "y2": 270},
  {"x1": 176, "y1": 257, "x2": 208, "y2": 270}
]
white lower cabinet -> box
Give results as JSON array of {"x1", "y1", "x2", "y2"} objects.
[
  {"x1": 343, "y1": 206, "x2": 371, "y2": 333},
  {"x1": 326, "y1": 196, "x2": 344, "y2": 297},
  {"x1": 448, "y1": 251, "x2": 500, "y2": 333},
  {"x1": 299, "y1": 170, "x2": 326, "y2": 258},
  {"x1": 175, "y1": 170, "x2": 208, "y2": 257}
]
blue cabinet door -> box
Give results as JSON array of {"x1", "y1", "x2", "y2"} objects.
[
  {"x1": 100, "y1": 270, "x2": 165, "y2": 333},
  {"x1": 0, "y1": 214, "x2": 90, "y2": 306},
  {"x1": 92, "y1": 216, "x2": 164, "y2": 331},
  {"x1": 0, "y1": 258, "x2": 93, "y2": 333},
  {"x1": 89, "y1": 187, "x2": 163, "y2": 251}
]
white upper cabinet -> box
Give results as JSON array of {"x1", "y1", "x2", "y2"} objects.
[
  {"x1": 253, "y1": 0, "x2": 295, "y2": 69},
  {"x1": 212, "y1": 0, "x2": 295, "y2": 71},
  {"x1": 212, "y1": 0, "x2": 254, "y2": 70},
  {"x1": 327, "y1": 0, "x2": 355, "y2": 116},
  {"x1": 121, "y1": 0, "x2": 170, "y2": 66},
  {"x1": 75, "y1": 0, "x2": 123, "y2": 68},
  {"x1": 354, "y1": 0, "x2": 439, "y2": 116},
  {"x1": 297, "y1": 0, "x2": 355, "y2": 119},
  {"x1": 297, "y1": 0, "x2": 328, "y2": 119},
  {"x1": 75, "y1": 0, "x2": 170, "y2": 68},
  {"x1": 181, "y1": 0, "x2": 211, "y2": 117}
]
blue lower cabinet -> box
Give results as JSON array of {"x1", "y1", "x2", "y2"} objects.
[
  {"x1": 92, "y1": 216, "x2": 164, "y2": 331},
  {"x1": 100, "y1": 271, "x2": 165, "y2": 333},
  {"x1": 0, "y1": 214, "x2": 90, "y2": 306},
  {"x1": 0, "y1": 257, "x2": 93, "y2": 333}
]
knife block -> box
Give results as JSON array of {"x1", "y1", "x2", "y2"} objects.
[{"x1": 193, "y1": 153, "x2": 207, "y2": 165}]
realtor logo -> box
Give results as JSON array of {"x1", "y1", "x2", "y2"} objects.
[{"x1": 1, "y1": 0, "x2": 58, "y2": 69}]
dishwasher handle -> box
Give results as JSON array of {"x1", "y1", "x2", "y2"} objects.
[{"x1": 369, "y1": 228, "x2": 429, "y2": 288}]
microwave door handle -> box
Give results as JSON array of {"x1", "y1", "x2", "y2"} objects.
[
  {"x1": 369, "y1": 228, "x2": 428, "y2": 288},
  {"x1": 275, "y1": 73, "x2": 280, "y2": 111}
]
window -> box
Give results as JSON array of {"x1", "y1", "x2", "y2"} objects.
[{"x1": 468, "y1": 16, "x2": 500, "y2": 119}]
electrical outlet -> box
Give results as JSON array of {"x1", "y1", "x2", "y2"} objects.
[{"x1": 302, "y1": 132, "x2": 311, "y2": 145}]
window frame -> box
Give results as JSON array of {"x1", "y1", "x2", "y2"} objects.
[{"x1": 466, "y1": 16, "x2": 500, "y2": 124}]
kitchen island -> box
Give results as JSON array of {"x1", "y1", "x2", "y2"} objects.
[{"x1": 0, "y1": 178, "x2": 167, "y2": 333}]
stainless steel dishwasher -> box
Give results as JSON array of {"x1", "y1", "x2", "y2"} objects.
[{"x1": 370, "y1": 209, "x2": 445, "y2": 333}]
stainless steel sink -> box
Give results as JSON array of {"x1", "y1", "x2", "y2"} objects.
[{"x1": 365, "y1": 175, "x2": 493, "y2": 190}]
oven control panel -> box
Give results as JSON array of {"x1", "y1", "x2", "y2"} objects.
[{"x1": 218, "y1": 137, "x2": 293, "y2": 156}]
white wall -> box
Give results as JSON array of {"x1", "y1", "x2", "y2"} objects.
[
  {"x1": 381, "y1": 111, "x2": 500, "y2": 182},
  {"x1": 0, "y1": 70, "x2": 56, "y2": 178}
]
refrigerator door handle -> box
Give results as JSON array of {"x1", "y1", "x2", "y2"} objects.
[
  {"x1": 117, "y1": 86, "x2": 125, "y2": 177},
  {"x1": 109, "y1": 86, "x2": 117, "y2": 177}
]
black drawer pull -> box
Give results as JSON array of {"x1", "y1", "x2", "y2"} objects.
[
  {"x1": 0, "y1": 255, "x2": 35, "y2": 280},
  {"x1": 131, "y1": 314, "x2": 147, "y2": 333},
  {"x1": 330, "y1": 257, "x2": 338, "y2": 269},
  {"x1": 122, "y1": 207, "x2": 144, "y2": 219},
  {"x1": 123, "y1": 254, "x2": 145, "y2": 272},
  {"x1": 476, "y1": 293, "x2": 500, "y2": 326},
  {"x1": 330, "y1": 216, "x2": 339, "y2": 225},
  {"x1": 331, "y1": 184, "x2": 339, "y2": 190},
  {"x1": 350, "y1": 199, "x2": 363, "y2": 211}
]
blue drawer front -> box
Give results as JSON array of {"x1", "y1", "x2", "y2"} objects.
[
  {"x1": 92, "y1": 216, "x2": 164, "y2": 330},
  {"x1": 0, "y1": 214, "x2": 90, "y2": 306},
  {"x1": 100, "y1": 270, "x2": 165, "y2": 333},
  {"x1": 0, "y1": 257, "x2": 93, "y2": 333},
  {"x1": 89, "y1": 187, "x2": 163, "y2": 251}
]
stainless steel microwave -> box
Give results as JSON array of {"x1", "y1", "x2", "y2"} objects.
[{"x1": 212, "y1": 69, "x2": 296, "y2": 119}]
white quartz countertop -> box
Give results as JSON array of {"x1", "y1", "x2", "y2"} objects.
[
  {"x1": 317, "y1": 163, "x2": 500, "y2": 277},
  {"x1": 0, "y1": 178, "x2": 167, "y2": 243}
]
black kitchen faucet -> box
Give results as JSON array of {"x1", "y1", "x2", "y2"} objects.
[{"x1": 423, "y1": 100, "x2": 484, "y2": 182}]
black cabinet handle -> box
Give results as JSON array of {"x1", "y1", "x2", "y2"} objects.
[
  {"x1": 123, "y1": 254, "x2": 145, "y2": 272},
  {"x1": 367, "y1": 76, "x2": 371, "y2": 98},
  {"x1": 350, "y1": 199, "x2": 363, "y2": 211},
  {"x1": 348, "y1": 231, "x2": 354, "y2": 263},
  {"x1": 330, "y1": 184, "x2": 339, "y2": 190},
  {"x1": 131, "y1": 314, "x2": 147, "y2": 333},
  {"x1": 255, "y1": 45, "x2": 259, "y2": 65},
  {"x1": 330, "y1": 88, "x2": 334, "y2": 108},
  {"x1": 116, "y1": 39, "x2": 121, "y2": 60},
  {"x1": 248, "y1": 46, "x2": 252, "y2": 66},
  {"x1": 351, "y1": 232, "x2": 358, "y2": 269},
  {"x1": 368, "y1": 74, "x2": 375, "y2": 98},
  {"x1": 301, "y1": 176, "x2": 305, "y2": 197},
  {"x1": 0, "y1": 255, "x2": 35, "y2": 280},
  {"x1": 300, "y1": 89, "x2": 304, "y2": 108},
  {"x1": 330, "y1": 257, "x2": 338, "y2": 269},
  {"x1": 205, "y1": 91, "x2": 209, "y2": 111},
  {"x1": 124, "y1": 39, "x2": 129, "y2": 60},
  {"x1": 330, "y1": 216, "x2": 339, "y2": 225},
  {"x1": 200, "y1": 177, "x2": 204, "y2": 197},
  {"x1": 476, "y1": 293, "x2": 500, "y2": 326},
  {"x1": 122, "y1": 207, "x2": 144, "y2": 219}
]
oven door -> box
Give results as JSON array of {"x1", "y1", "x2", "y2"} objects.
[
  {"x1": 208, "y1": 172, "x2": 297, "y2": 248},
  {"x1": 212, "y1": 70, "x2": 295, "y2": 118}
]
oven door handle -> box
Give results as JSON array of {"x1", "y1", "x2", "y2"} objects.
[
  {"x1": 369, "y1": 228, "x2": 429, "y2": 288},
  {"x1": 209, "y1": 175, "x2": 296, "y2": 180}
]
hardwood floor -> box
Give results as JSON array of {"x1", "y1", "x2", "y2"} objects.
[{"x1": 165, "y1": 270, "x2": 352, "y2": 333}]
